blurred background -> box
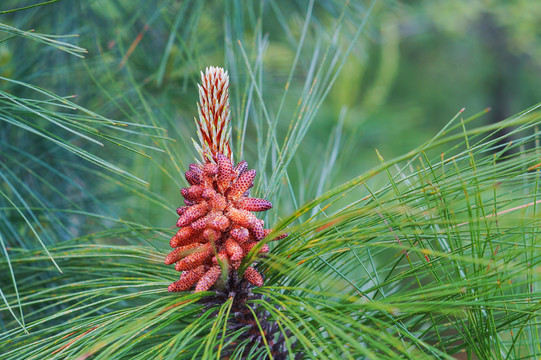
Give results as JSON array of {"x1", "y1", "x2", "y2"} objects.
[{"x1": 1, "y1": 0, "x2": 541, "y2": 247}]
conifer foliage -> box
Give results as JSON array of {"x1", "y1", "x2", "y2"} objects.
[{"x1": 1, "y1": 2, "x2": 540, "y2": 359}]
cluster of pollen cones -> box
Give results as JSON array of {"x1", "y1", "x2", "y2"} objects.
[{"x1": 166, "y1": 152, "x2": 286, "y2": 292}]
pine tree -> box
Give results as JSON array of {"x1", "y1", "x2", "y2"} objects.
[{"x1": 1, "y1": 1, "x2": 540, "y2": 359}]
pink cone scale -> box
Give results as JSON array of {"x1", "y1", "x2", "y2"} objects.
[{"x1": 166, "y1": 67, "x2": 287, "y2": 293}]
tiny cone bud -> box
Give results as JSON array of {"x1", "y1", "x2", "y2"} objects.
[
  {"x1": 173, "y1": 226, "x2": 199, "y2": 240},
  {"x1": 244, "y1": 267, "x2": 264, "y2": 287},
  {"x1": 230, "y1": 226, "x2": 250, "y2": 243},
  {"x1": 181, "y1": 185, "x2": 204, "y2": 201},
  {"x1": 272, "y1": 233, "x2": 288, "y2": 241},
  {"x1": 237, "y1": 197, "x2": 272, "y2": 212},
  {"x1": 227, "y1": 207, "x2": 258, "y2": 229},
  {"x1": 201, "y1": 188, "x2": 216, "y2": 199},
  {"x1": 189, "y1": 163, "x2": 203, "y2": 175},
  {"x1": 177, "y1": 202, "x2": 209, "y2": 227},
  {"x1": 234, "y1": 160, "x2": 248, "y2": 175},
  {"x1": 260, "y1": 229, "x2": 288, "y2": 241},
  {"x1": 217, "y1": 153, "x2": 233, "y2": 193},
  {"x1": 203, "y1": 163, "x2": 219, "y2": 176},
  {"x1": 191, "y1": 213, "x2": 215, "y2": 231},
  {"x1": 195, "y1": 266, "x2": 222, "y2": 292},
  {"x1": 185, "y1": 170, "x2": 201, "y2": 185},
  {"x1": 209, "y1": 193, "x2": 227, "y2": 211},
  {"x1": 251, "y1": 220, "x2": 266, "y2": 241},
  {"x1": 259, "y1": 244, "x2": 270, "y2": 254},
  {"x1": 165, "y1": 243, "x2": 202, "y2": 265},
  {"x1": 175, "y1": 244, "x2": 212, "y2": 271},
  {"x1": 168, "y1": 265, "x2": 207, "y2": 292},
  {"x1": 242, "y1": 242, "x2": 269, "y2": 255},
  {"x1": 242, "y1": 242, "x2": 256, "y2": 254},
  {"x1": 170, "y1": 236, "x2": 198, "y2": 248},
  {"x1": 176, "y1": 206, "x2": 188, "y2": 215},
  {"x1": 228, "y1": 169, "x2": 256, "y2": 200},
  {"x1": 208, "y1": 215, "x2": 230, "y2": 231},
  {"x1": 180, "y1": 188, "x2": 190, "y2": 199},
  {"x1": 184, "y1": 199, "x2": 196, "y2": 206},
  {"x1": 225, "y1": 238, "x2": 244, "y2": 261},
  {"x1": 212, "y1": 251, "x2": 229, "y2": 265},
  {"x1": 170, "y1": 227, "x2": 200, "y2": 247},
  {"x1": 203, "y1": 228, "x2": 221, "y2": 243}
]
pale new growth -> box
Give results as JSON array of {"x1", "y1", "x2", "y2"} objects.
[{"x1": 193, "y1": 66, "x2": 233, "y2": 163}]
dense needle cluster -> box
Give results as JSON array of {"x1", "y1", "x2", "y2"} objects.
[
  {"x1": 200, "y1": 271, "x2": 302, "y2": 360},
  {"x1": 166, "y1": 67, "x2": 285, "y2": 293}
]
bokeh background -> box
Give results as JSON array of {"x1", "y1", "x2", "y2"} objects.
[
  {"x1": 3, "y1": 2, "x2": 540, "y2": 170},
  {"x1": 2, "y1": 0, "x2": 541, "y2": 252},
  {"x1": 2, "y1": 0, "x2": 541, "y2": 258}
]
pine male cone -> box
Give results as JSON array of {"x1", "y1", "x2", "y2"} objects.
[
  {"x1": 166, "y1": 153, "x2": 286, "y2": 292},
  {"x1": 166, "y1": 66, "x2": 286, "y2": 293}
]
